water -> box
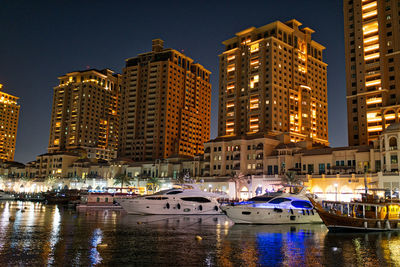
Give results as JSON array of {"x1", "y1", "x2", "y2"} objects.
[{"x1": 1, "y1": 201, "x2": 400, "y2": 266}]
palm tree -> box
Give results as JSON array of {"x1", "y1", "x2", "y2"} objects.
[
  {"x1": 283, "y1": 171, "x2": 302, "y2": 194},
  {"x1": 113, "y1": 173, "x2": 133, "y2": 191},
  {"x1": 147, "y1": 176, "x2": 160, "y2": 193},
  {"x1": 284, "y1": 171, "x2": 301, "y2": 185},
  {"x1": 45, "y1": 175, "x2": 57, "y2": 190}
]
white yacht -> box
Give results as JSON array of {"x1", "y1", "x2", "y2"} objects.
[
  {"x1": 117, "y1": 184, "x2": 223, "y2": 215},
  {"x1": 221, "y1": 188, "x2": 322, "y2": 224},
  {"x1": 0, "y1": 190, "x2": 16, "y2": 200}
]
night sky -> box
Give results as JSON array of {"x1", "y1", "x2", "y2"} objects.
[{"x1": 0, "y1": 0, "x2": 347, "y2": 164}]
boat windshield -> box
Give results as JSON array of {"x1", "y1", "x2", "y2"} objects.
[
  {"x1": 166, "y1": 191, "x2": 183, "y2": 195},
  {"x1": 268, "y1": 198, "x2": 292, "y2": 204},
  {"x1": 153, "y1": 189, "x2": 183, "y2": 195},
  {"x1": 291, "y1": 200, "x2": 313, "y2": 209},
  {"x1": 248, "y1": 196, "x2": 275, "y2": 202},
  {"x1": 180, "y1": 197, "x2": 211, "y2": 203}
]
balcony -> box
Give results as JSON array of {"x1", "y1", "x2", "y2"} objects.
[
  {"x1": 256, "y1": 153, "x2": 263, "y2": 160},
  {"x1": 233, "y1": 153, "x2": 241, "y2": 160},
  {"x1": 233, "y1": 164, "x2": 240, "y2": 170},
  {"x1": 256, "y1": 164, "x2": 263, "y2": 170}
]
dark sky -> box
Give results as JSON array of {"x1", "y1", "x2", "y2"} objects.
[{"x1": 0, "y1": 0, "x2": 347, "y2": 164}]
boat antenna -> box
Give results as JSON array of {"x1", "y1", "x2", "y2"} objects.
[{"x1": 364, "y1": 167, "x2": 368, "y2": 195}]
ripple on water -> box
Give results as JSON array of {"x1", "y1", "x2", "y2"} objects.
[{"x1": 0, "y1": 201, "x2": 399, "y2": 266}]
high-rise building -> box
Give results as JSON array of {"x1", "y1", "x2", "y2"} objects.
[
  {"x1": 119, "y1": 39, "x2": 211, "y2": 161},
  {"x1": 344, "y1": 0, "x2": 400, "y2": 146},
  {"x1": 218, "y1": 20, "x2": 329, "y2": 145},
  {"x1": 48, "y1": 69, "x2": 121, "y2": 160},
  {"x1": 0, "y1": 84, "x2": 20, "y2": 161}
]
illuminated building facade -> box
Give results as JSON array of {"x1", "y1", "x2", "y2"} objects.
[
  {"x1": 48, "y1": 69, "x2": 121, "y2": 160},
  {"x1": 344, "y1": 0, "x2": 400, "y2": 145},
  {"x1": 119, "y1": 39, "x2": 211, "y2": 161},
  {"x1": 218, "y1": 20, "x2": 328, "y2": 145},
  {"x1": 0, "y1": 84, "x2": 20, "y2": 161}
]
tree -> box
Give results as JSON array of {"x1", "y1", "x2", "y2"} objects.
[
  {"x1": 113, "y1": 173, "x2": 133, "y2": 190},
  {"x1": 147, "y1": 176, "x2": 160, "y2": 192},
  {"x1": 283, "y1": 171, "x2": 302, "y2": 194},
  {"x1": 283, "y1": 171, "x2": 301, "y2": 185},
  {"x1": 45, "y1": 175, "x2": 57, "y2": 190}
]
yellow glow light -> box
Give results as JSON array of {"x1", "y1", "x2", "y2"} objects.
[
  {"x1": 385, "y1": 114, "x2": 396, "y2": 120},
  {"x1": 364, "y1": 52, "x2": 380, "y2": 60},
  {"x1": 366, "y1": 97, "x2": 382, "y2": 104},
  {"x1": 362, "y1": 1, "x2": 377, "y2": 10},
  {"x1": 362, "y1": 10, "x2": 377, "y2": 19},
  {"x1": 364, "y1": 44, "x2": 379, "y2": 52},
  {"x1": 227, "y1": 84, "x2": 235, "y2": 90},
  {"x1": 250, "y1": 43, "x2": 259, "y2": 53},
  {"x1": 367, "y1": 126, "x2": 382, "y2": 132},
  {"x1": 363, "y1": 36, "x2": 379, "y2": 44},
  {"x1": 365, "y1": 79, "x2": 381, "y2": 87}
]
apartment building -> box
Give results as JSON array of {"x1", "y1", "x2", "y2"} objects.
[
  {"x1": 344, "y1": 0, "x2": 400, "y2": 145},
  {"x1": 119, "y1": 39, "x2": 211, "y2": 161},
  {"x1": 218, "y1": 19, "x2": 328, "y2": 145},
  {"x1": 0, "y1": 84, "x2": 20, "y2": 161},
  {"x1": 204, "y1": 131, "x2": 383, "y2": 177},
  {"x1": 48, "y1": 69, "x2": 121, "y2": 160}
]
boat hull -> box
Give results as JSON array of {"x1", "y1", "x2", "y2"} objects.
[
  {"x1": 118, "y1": 198, "x2": 222, "y2": 215},
  {"x1": 317, "y1": 209, "x2": 400, "y2": 231},
  {"x1": 0, "y1": 194, "x2": 16, "y2": 200},
  {"x1": 309, "y1": 198, "x2": 400, "y2": 232},
  {"x1": 221, "y1": 205, "x2": 322, "y2": 224}
]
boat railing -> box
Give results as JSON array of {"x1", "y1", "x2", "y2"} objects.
[{"x1": 321, "y1": 200, "x2": 400, "y2": 220}]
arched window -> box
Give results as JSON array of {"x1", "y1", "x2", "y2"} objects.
[{"x1": 389, "y1": 137, "x2": 397, "y2": 150}]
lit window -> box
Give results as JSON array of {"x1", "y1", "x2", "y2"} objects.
[
  {"x1": 250, "y1": 43, "x2": 259, "y2": 53},
  {"x1": 250, "y1": 75, "x2": 259, "y2": 88}
]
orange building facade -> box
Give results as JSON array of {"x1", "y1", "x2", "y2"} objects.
[
  {"x1": 0, "y1": 84, "x2": 20, "y2": 161},
  {"x1": 119, "y1": 39, "x2": 211, "y2": 161},
  {"x1": 218, "y1": 20, "x2": 329, "y2": 146},
  {"x1": 48, "y1": 69, "x2": 121, "y2": 160},
  {"x1": 344, "y1": 0, "x2": 400, "y2": 146}
]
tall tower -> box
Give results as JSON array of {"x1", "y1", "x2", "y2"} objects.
[
  {"x1": 0, "y1": 84, "x2": 20, "y2": 161},
  {"x1": 48, "y1": 69, "x2": 121, "y2": 160},
  {"x1": 119, "y1": 39, "x2": 211, "y2": 161},
  {"x1": 218, "y1": 20, "x2": 328, "y2": 145},
  {"x1": 344, "y1": 0, "x2": 400, "y2": 146}
]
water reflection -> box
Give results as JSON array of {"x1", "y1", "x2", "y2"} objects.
[
  {"x1": 323, "y1": 231, "x2": 400, "y2": 266},
  {"x1": 89, "y1": 228, "x2": 103, "y2": 265},
  {"x1": 0, "y1": 201, "x2": 400, "y2": 266},
  {"x1": 219, "y1": 224, "x2": 327, "y2": 266}
]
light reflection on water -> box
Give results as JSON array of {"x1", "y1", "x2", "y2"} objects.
[{"x1": 0, "y1": 201, "x2": 400, "y2": 266}]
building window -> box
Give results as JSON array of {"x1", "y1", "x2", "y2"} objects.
[{"x1": 318, "y1": 163, "x2": 325, "y2": 174}]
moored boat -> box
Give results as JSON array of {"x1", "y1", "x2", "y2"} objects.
[
  {"x1": 221, "y1": 187, "x2": 322, "y2": 224},
  {"x1": 117, "y1": 184, "x2": 223, "y2": 215},
  {"x1": 43, "y1": 189, "x2": 81, "y2": 204},
  {"x1": 76, "y1": 192, "x2": 136, "y2": 212},
  {"x1": 0, "y1": 190, "x2": 16, "y2": 200},
  {"x1": 309, "y1": 195, "x2": 400, "y2": 232}
]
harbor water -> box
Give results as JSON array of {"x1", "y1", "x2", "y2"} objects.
[{"x1": 1, "y1": 201, "x2": 400, "y2": 266}]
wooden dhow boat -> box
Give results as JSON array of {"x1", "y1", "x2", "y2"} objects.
[{"x1": 309, "y1": 194, "x2": 400, "y2": 232}]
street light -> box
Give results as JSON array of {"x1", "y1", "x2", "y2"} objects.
[{"x1": 334, "y1": 183, "x2": 338, "y2": 202}]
